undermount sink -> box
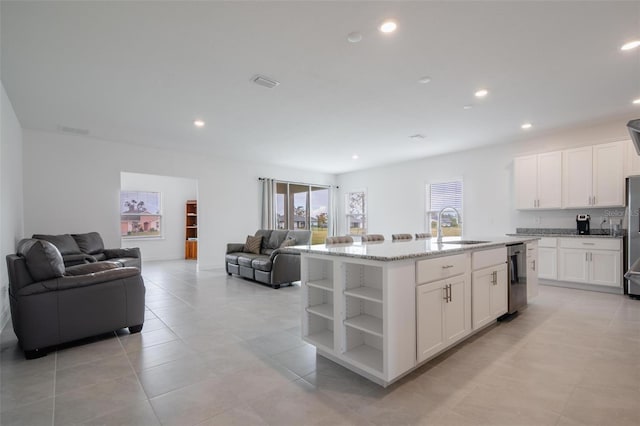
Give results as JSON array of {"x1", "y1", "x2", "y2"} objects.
[{"x1": 439, "y1": 240, "x2": 490, "y2": 245}]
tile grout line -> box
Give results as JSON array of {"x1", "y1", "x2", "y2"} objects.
[{"x1": 115, "y1": 330, "x2": 163, "y2": 425}]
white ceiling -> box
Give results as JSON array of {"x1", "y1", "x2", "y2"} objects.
[{"x1": 2, "y1": 1, "x2": 639, "y2": 174}]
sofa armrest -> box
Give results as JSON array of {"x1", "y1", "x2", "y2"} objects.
[
  {"x1": 18, "y1": 267, "x2": 142, "y2": 296},
  {"x1": 269, "y1": 248, "x2": 299, "y2": 260},
  {"x1": 103, "y1": 247, "x2": 141, "y2": 259},
  {"x1": 271, "y1": 252, "x2": 302, "y2": 285},
  {"x1": 227, "y1": 243, "x2": 245, "y2": 253}
]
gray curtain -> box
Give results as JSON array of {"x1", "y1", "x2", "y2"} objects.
[
  {"x1": 261, "y1": 178, "x2": 276, "y2": 229},
  {"x1": 330, "y1": 186, "x2": 339, "y2": 237}
]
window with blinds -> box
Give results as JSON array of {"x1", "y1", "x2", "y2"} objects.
[{"x1": 426, "y1": 180, "x2": 463, "y2": 237}]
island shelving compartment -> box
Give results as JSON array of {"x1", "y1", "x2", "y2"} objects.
[
  {"x1": 301, "y1": 253, "x2": 417, "y2": 386},
  {"x1": 342, "y1": 262, "x2": 384, "y2": 375},
  {"x1": 302, "y1": 256, "x2": 335, "y2": 351}
]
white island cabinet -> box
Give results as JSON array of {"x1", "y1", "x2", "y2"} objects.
[{"x1": 297, "y1": 237, "x2": 537, "y2": 387}]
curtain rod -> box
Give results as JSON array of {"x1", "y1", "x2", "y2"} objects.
[{"x1": 258, "y1": 177, "x2": 338, "y2": 189}]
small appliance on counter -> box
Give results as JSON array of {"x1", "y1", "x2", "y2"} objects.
[{"x1": 576, "y1": 214, "x2": 590, "y2": 235}]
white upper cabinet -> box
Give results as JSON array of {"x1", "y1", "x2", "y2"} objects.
[
  {"x1": 537, "y1": 152, "x2": 563, "y2": 208},
  {"x1": 563, "y1": 141, "x2": 625, "y2": 208},
  {"x1": 562, "y1": 147, "x2": 593, "y2": 208},
  {"x1": 625, "y1": 139, "x2": 640, "y2": 177},
  {"x1": 514, "y1": 151, "x2": 562, "y2": 209}
]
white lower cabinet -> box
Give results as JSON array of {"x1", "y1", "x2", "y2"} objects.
[
  {"x1": 557, "y1": 238, "x2": 622, "y2": 288},
  {"x1": 416, "y1": 274, "x2": 470, "y2": 363},
  {"x1": 471, "y1": 264, "x2": 508, "y2": 329}
]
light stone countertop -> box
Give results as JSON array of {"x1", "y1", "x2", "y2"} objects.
[
  {"x1": 507, "y1": 233, "x2": 624, "y2": 239},
  {"x1": 290, "y1": 236, "x2": 539, "y2": 262}
]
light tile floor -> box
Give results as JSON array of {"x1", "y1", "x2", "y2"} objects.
[{"x1": 1, "y1": 260, "x2": 639, "y2": 425}]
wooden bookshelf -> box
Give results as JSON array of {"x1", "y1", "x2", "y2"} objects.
[{"x1": 185, "y1": 200, "x2": 197, "y2": 259}]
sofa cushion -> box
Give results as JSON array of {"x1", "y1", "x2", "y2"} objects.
[
  {"x1": 65, "y1": 261, "x2": 120, "y2": 276},
  {"x1": 72, "y1": 232, "x2": 105, "y2": 255},
  {"x1": 225, "y1": 253, "x2": 241, "y2": 265},
  {"x1": 286, "y1": 230, "x2": 311, "y2": 245},
  {"x1": 17, "y1": 239, "x2": 65, "y2": 281},
  {"x1": 244, "y1": 235, "x2": 262, "y2": 254},
  {"x1": 237, "y1": 253, "x2": 263, "y2": 267},
  {"x1": 32, "y1": 234, "x2": 81, "y2": 255},
  {"x1": 280, "y1": 237, "x2": 297, "y2": 248},
  {"x1": 267, "y1": 230, "x2": 289, "y2": 249},
  {"x1": 252, "y1": 257, "x2": 273, "y2": 272}
]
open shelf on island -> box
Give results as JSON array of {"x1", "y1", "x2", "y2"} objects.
[
  {"x1": 343, "y1": 344, "x2": 383, "y2": 374},
  {"x1": 344, "y1": 313, "x2": 383, "y2": 337},
  {"x1": 344, "y1": 286, "x2": 382, "y2": 303},
  {"x1": 305, "y1": 330, "x2": 334, "y2": 350},
  {"x1": 307, "y1": 303, "x2": 334, "y2": 320},
  {"x1": 307, "y1": 279, "x2": 333, "y2": 291}
]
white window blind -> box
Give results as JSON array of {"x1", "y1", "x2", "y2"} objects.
[
  {"x1": 426, "y1": 180, "x2": 463, "y2": 236},
  {"x1": 429, "y1": 181, "x2": 463, "y2": 212}
]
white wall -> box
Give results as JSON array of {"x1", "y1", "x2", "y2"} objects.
[
  {"x1": 336, "y1": 114, "x2": 637, "y2": 239},
  {"x1": 121, "y1": 172, "x2": 197, "y2": 261},
  {"x1": 1, "y1": 81, "x2": 24, "y2": 329},
  {"x1": 22, "y1": 129, "x2": 335, "y2": 269}
]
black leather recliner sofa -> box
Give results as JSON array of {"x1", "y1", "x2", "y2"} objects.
[
  {"x1": 6, "y1": 238, "x2": 145, "y2": 358},
  {"x1": 225, "y1": 229, "x2": 311, "y2": 288}
]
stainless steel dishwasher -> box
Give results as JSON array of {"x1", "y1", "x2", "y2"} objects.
[{"x1": 507, "y1": 243, "x2": 527, "y2": 314}]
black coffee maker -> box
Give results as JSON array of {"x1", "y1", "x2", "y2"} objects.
[{"x1": 576, "y1": 214, "x2": 590, "y2": 235}]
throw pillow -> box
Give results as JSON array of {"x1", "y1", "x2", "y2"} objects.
[
  {"x1": 17, "y1": 238, "x2": 65, "y2": 281},
  {"x1": 244, "y1": 235, "x2": 262, "y2": 254},
  {"x1": 279, "y1": 237, "x2": 296, "y2": 248}
]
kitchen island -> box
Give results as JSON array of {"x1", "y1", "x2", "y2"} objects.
[{"x1": 292, "y1": 237, "x2": 537, "y2": 386}]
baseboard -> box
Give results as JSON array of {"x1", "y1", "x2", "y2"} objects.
[{"x1": 539, "y1": 280, "x2": 623, "y2": 295}]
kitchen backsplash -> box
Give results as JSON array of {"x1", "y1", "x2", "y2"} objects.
[{"x1": 515, "y1": 227, "x2": 626, "y2": 237}]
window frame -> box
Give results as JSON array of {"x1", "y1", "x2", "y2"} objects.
[
  {"x1": 120, "y1": 190, "x2": 163, "y2": 240},
  {"x1": 425, "y1": 179, "x2": 463, "y2": 237},
  {"x1": 345, "y1": 189, "x2": 367, "y2": 236}
]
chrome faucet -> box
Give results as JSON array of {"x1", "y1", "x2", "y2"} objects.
[{"x1": 436, "y1": 206, "x2": 461, "y2": 243}]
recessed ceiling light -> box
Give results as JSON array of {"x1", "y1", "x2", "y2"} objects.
[
  {"x1": 633, "y1": 98, "x2": 640, "y2": 105},
  {"x1": 621, "y1": 40, "x2": 640, "y2": 51},
  {"x1": 379, "y1": 20, "x2": 397, "y2": 33},
  {"x1": 463, "y1": 105, "x2": 473, "y2": 110},
  {"x1": 194, "y1": 120, "x2": 205, "y2": 128},
  {"x1": 418, "y1": 76, "x2": 431, "y2": 84},
  {"x1": 521, "y1": 123, "x2": 533, "y2": 129},
  {"x1": 352, "y1": 154, "x2": 359, "y2": 160},
  {"x1": 347, "y1": 32, "x2": 362, "y2": 43},
  {"x1": 475, "y1": 89, "x2": 489, "y2": 98}
]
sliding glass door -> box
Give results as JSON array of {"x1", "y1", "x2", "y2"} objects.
[{"x1": 275, "y1": 182, "x2": 329, "y2": 244}]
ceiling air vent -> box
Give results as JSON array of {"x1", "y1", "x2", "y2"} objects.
[
  {"x1": 58, "y1": 125, "x2": 90, "y2": 136},
  {"x1": 252, "y1": 75, "x2": 280, "y2": 89},
  {"x1": 409, "y1": 134, "x2": 425, "y2": 141}
]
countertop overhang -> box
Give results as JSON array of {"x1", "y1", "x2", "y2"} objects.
[{"x1": 290, "y1": 236, "x2": 539, "y2": 262}]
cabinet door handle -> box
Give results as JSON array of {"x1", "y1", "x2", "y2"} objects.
[
  {"x1": 442, "y1": 265, "x2": 454, "y2": 269},
  {"x1": 586, "y1": 252, "x2": 589, "y2": 261},
  {"x1": 448, "y1": 284, "x2": 452, "y2": 302},
  {"x1": 582, "y1": 242, "x2": 595, "y2": 246},
  {"x1": 589, "y1": 252, "x2": 593, "y2": 262},
  {"x1": 443, "y1": 286, "x2": 449, "y2": 302},
  {"x1": 593, "y1": 196, "x2": 596, "y2": 205},
  {"x1": 532, "y1": 260, "x2": 536, "y2": 271}
]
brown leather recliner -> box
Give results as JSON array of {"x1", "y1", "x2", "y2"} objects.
[{"x1": 6, "y1": 239, "x2": 145, "y2": 358}]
